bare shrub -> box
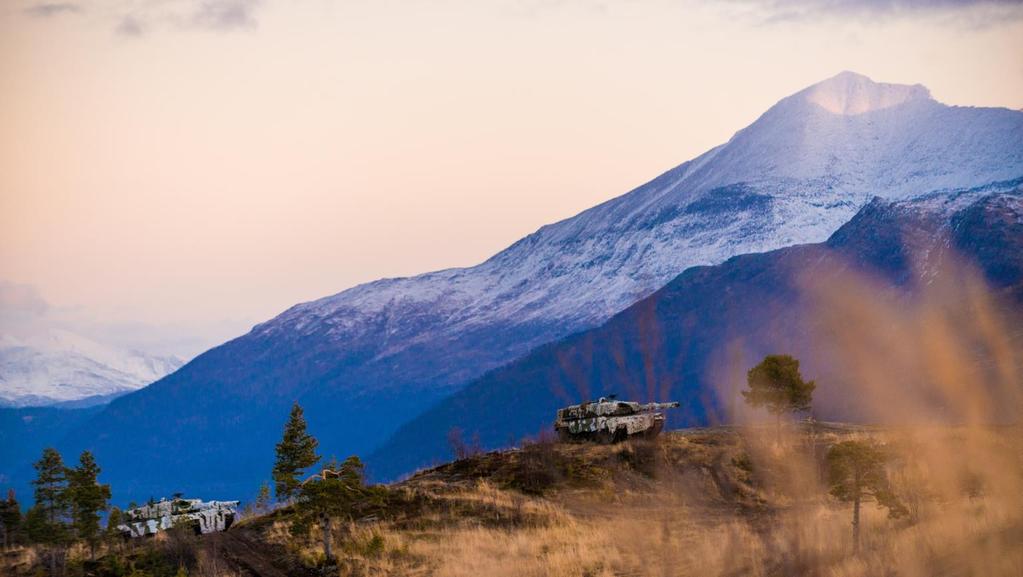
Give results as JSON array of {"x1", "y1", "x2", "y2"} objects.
[{"x1": 447, "y1": 427, "x2": 482, "y2": 461}]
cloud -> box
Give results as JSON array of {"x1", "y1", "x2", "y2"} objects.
[
  {"x1": 727, "y1": 0, "x2": 1023, "y2": 25},
  {"x1": 0, "y1": 280, "x2": 240, "y2": 359},
  {"x1": 0, "y1": 282, "x2": 50, "y2": 318},
  {"x1": 23, "y1": 1, "x2": 266, "y2": 36},
  {"x1": 115, "y1": 14, "x2": 146, "y2": 37},
  {"x1": 191, "y1": 0, "x2": 261, "y2": 31},
  {"x1": 24, "y1": 2, "x2": 81, "y2": 18}
]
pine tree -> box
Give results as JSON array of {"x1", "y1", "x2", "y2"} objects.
[
  {"x1": 23, "y1": 505, "x2": 49, "y2": 543},
  {"x1": 273, "y1": 403, "x2": 320, "y2": 501},
  {"x1": 31, "y1": 447, "x2": 70, "y2": 542},
  {"x1": 67, "y1": 451, "x2": 112, "y2": 558},
  {"x1": 827, "y1": 440, "x2": 908, "y2": 554},
  {"x1": 0, "y1": 489, "x2": 22, "y2": 548},
  {"x1": 106, "y1": 506, "x2": 124, "y2": 546},
  {"x1": 254, "y1": 481, "x2": 271, "y2": 514},
  {"x1": 742, "y1": 354, "x2": 816, "y2": 443},
  {"x1": 31, "y1": 447, "x2": 70, "y2": 574},
  {"x1": 291, "y1": 455, "x2": 387, "y2": 563}
]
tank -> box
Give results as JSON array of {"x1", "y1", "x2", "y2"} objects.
[
  {"x1": 117, "y1": 497, "x2": 239, "y2": 538},
  {"x1": 554, "y1": 397, "x2": 680, "y2": 443}
]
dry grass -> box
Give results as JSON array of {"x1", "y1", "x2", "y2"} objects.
[
  {"x1": 11, "y1": 255, "x2": 1020, "y2": 577},
  {"x1": 7, "y1": 423, "x2": 1019, "y2": 577},
  {"x1": 254, "y1": 421, "x2": 1021, "y2": 577}
]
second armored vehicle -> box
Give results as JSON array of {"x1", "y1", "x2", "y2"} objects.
[
  {"x1": 117, "y1": 497, "x2": 239, "y2": 538},
  {"x1": 554, "y1": 397, "x2": 680, "y2": 443}
]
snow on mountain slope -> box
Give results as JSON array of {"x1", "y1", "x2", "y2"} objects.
[
  {"x1": 0, "y1": 329, "x2": 184, "y2": 407},
  {"x1": 369, "y1": 186, "x2": 1023, "y2": 480},
  {"x1": 45, "y1": 71, "x2": 1023, "y2": 502},
  {"x1": 803, "y1": 71, "x2": 929, "y2": 115},
  {"x1": 264, "y1": 71, "x2": 1022, "y2": 364}
]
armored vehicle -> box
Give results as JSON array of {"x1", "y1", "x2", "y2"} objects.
[
  {"x1": 118, "y1": 497, "x2": 239, "y2": 538},
  {"x1": 554, "y1": 397, "x2": 680, "y2": 443}
]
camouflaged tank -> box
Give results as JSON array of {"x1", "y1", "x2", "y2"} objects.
[
  {"x1": 117, "y1": 497, "x2": 239, "y2": 538},
  {"x1": 554, "y1": 397, "x2": 680, "y2": 443}
]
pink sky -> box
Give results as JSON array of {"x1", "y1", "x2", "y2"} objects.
[{"x1": 2, "y1": 0, "x2": 1022, "y2": 356}]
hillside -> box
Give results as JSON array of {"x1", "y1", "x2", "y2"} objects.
[
  {"x1": 27, "y1": 71, "x2": 1022, "y2": 503},
  {"x1": 0, "y1": 405, "x2": 102, "y2": 498},
  {"x1": 371, "y1": 186, "x2": 1023, "y2": 479},
  {"x1": 6, "y1": 424, "x2": 1021, "y2": 577}
]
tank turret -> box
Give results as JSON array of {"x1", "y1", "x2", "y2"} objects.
[{"x1": 554, "y1": 397, "x2": 680, "y2": 443}]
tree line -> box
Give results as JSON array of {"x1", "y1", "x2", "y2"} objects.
[
  {"x1": 0, "y1": 447, "x2": 116, "y2": 573},
  {"x1": 0, "y1": 401, "x2": 385, "y2": 571}
]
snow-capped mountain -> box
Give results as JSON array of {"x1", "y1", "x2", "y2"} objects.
[
  {"x1": 264, "y1": 70, "x2": 1020, "y2": 371},
  {"x1": 40, "y1": 71, "x2": 1023, "y2": 501},
  {"x1": 0, "y1": 329, "x2": 183, "y2": 407}
]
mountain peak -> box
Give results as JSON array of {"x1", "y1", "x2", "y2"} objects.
[{"x1": 800, "y1": 71, "x2": 932, "y2": 115}]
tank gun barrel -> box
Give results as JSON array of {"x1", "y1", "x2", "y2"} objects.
[{"x1": 637, "y1": 401, "x2": 680, "y2": 412}]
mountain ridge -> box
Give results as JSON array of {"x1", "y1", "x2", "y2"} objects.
[
  {"x1": 23, "y1": 72, "x2": 1023, "y2": 501},
  {"x1": 369, "y1": 186, "x2": 1023, "y2": 480},
  {"x1": 266, "y1": 72, "x2": 1021, "y2": 345}
]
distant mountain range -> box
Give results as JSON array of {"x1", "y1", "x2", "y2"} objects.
[
  {"x1": 4, "y1": 71, "x2": 1020, "y2": 502},
  {"x1": 0, "y1": 328, "x2": 183, "y2": 407},
  {"x1": 369, "y1": 187, "x2": 1023, "y2": 479}
]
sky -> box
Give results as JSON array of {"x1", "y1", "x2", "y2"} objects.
[{"x1": 1, "y1": 0, "x2": 1022, "y2": 358}]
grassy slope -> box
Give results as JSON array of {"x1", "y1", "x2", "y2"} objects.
[
  {"x1": 231, "y1": 422, "x2": 1023, "y2": 577},
  {"x1": 5, "y1": 423, "x2": 1021, "y2": 577}
]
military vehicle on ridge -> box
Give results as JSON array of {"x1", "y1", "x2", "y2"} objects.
[
  {"x1": 117, "y1": 497, "x2": 239, "y2": 538},
  {"x1": 554, "y1": 396, "x2": 680, "y2": 443}
]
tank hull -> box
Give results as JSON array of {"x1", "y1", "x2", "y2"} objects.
[
  {"x1": 554, "y1": 411, "x2": 667, "y2": 443},
  {"x1": 117, "y1": 498, "x2": 239, "y2": 538}
]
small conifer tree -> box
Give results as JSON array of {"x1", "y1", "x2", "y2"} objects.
[
  {"x1": 106, "y1": 506, "x2": 124, "y2": 547},
  {"x1": 23, "y1": 505, "x2": 49, "y2": 544},
  {"x1": 32, "y1": 448, "x2": 70, "y2": 531},
  {"x1": 31, "y1": 447, "x2": 70, "y2": 572},
  {"x1": 254, "y1": 481, "x2": 271, "y2": 514},
  {"x1": 0, "y1": 489, "x2": 22, "y2": 548},
  {"x1": 827, "y1": 440, "x2": 908, "y2": 554},
  {"x1": 291, "y1": 455, "x2": 386, "y2": 563},
  {"x1": 742, "y1": 354, "x2": 816, "y2": 443},
  {"x1": 273, "y1": 402, "x2": 321, "y2": 501},
  {"x1": 67, "y1": 451, "x2": 112, "y2": 558}
]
